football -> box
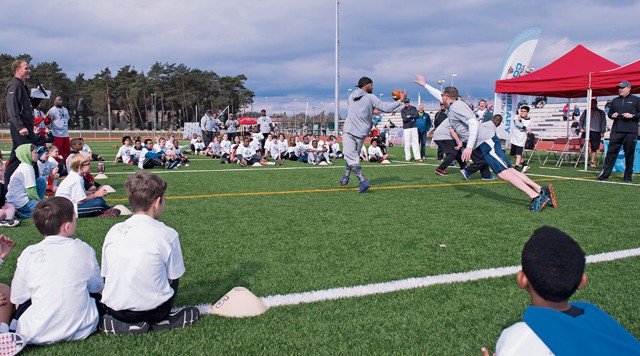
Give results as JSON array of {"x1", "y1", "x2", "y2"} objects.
[{"x1": 391, "y1": 90, "x2": 402, "y2": 100}]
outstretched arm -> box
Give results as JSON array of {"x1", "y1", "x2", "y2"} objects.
[{"x1": 414, "y1": 73, "x2": 443, "y2": 102}]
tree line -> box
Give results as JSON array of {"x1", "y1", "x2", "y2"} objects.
[{"x1": 0, "y1": 54, "x2": 255, "y2": 130}]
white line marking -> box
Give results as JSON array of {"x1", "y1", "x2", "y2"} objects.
[
  {"x1": 195, "y1": 247, "x2": 640, "y2": 314},
  {"x1": 527, "y1": 173, "x2": 637, "y2": 186},
  {"x1": 103, "y1": 162, "x2": 424, "y2": 175},
  {"x1": 537, "y1": 166, "x2": 561, "y2": 170}
]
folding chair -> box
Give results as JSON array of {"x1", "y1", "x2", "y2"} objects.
[
  {"x1": 557, "y1": 138, "x2": 585, "y2": 167},
  {"x1": 524, "y1": 138, "x2": 542, "y2": 165},
  {"x1": 542, "y1": 137, "x2": 569, "y2": 166}
]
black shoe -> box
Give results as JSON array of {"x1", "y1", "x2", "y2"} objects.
[
  {"x1": 624, "y1": 179, "x2": 632, "y2": 184},
  {"x1": 595, "y1": 176, "x2": 607, "y2": 181},
  {"x1": 151, "y1": 307, "x2": 200, "y2": 331},
  {"x1": 99, "y1": 315, "x2": 150, "y2": 335}
]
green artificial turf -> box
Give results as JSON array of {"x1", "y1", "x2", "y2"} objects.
[{"x1": 0, "y1": 141, "x2": 638, "y2": 355}]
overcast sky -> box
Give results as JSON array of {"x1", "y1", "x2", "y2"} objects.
[{"x1": 2, "y1": 0, "x2": 640, "y2": 115}]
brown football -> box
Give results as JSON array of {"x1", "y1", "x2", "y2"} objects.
[{"x1": 391, "y1": 90, "x2": 402, "y2": 100}]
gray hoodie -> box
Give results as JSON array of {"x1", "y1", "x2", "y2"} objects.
[{"x1": 343, "y1": 89, "x2": 403, "y2": 138}]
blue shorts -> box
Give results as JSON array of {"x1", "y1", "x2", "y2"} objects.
[{"x1": 476, "y1": 136, "x2": 512, "y2": 174}]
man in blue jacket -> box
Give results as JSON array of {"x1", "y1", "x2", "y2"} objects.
[{"x1": 416, "y1": 104, "x2": 432, "y2": 160}]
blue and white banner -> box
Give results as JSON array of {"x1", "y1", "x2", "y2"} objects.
[
  {"x1": 604, "y1": 140, "x2": 640, "y2": 173},
  {"x1": 494, "y1": 28, "x2": 541, "y2": 141}
]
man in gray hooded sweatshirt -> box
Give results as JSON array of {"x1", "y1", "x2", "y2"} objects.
[{"x1": 340, "y1": 77, "x2": 405, "y2": 192}]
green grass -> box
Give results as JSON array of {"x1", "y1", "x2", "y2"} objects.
[{"x1": 1, "y1": 141, "x2": 639, "y2": 354}]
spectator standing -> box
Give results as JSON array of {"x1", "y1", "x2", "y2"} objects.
[
  {"x1": 433, "y1": 102, "x2": 448, "y2": 160},
  {"x1": 597, "y1": 80, "x2": 640, "y2": 183},
  {"x1": 416, "y1": 104, "x2": 432, "y2": 160},
  {"x1": 579, "y1": 99, "x2": 607, "y2": 167},
  {"x1": 200, "y1": 109, "x2": 216, "y2": 148},
  {"x1": 400, "y1": 98, "x2": 421, "y2": 161},
  {"x1": 474, "y1": 99, "x2": 493, "y2": 123},
  {"x1": 5, "y1": 60, "x2": 37, "y2": 187},
  {"x1": 510, "y1": 106, "x2": 533, "y2": 173},
  {"x1": 257, "y1": 109, "x2": 273, "y2": 151},
  {"x1": 47, "y1": 96, "x2": 71, "y2": 161},
  {"x1": 225, "y1": 114, "x2": 239, "y2": 141}
]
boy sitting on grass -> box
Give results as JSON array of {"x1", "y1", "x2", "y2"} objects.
[
  {"x1": 482, "y1": 226, "x2": 640, "y2": 355},
  {"x1": 11, "y1": 197, "x2": 104, "y2": 345},
  {"x1": 99, "y1": 171, "x2": 199, "y2": 334},
  {"x1": 55, "y1": 154, "x2": 120, "y2": 218}
]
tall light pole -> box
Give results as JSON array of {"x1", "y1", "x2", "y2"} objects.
[
  {"x1": 151, "y1": 93, "x2": 157, "y2": 137},
  {"x1": 437, "y1": 79, "x2": 445, "y2": 92},
  {"x1": 451, "y1": 74, "x2": 458, "y2": 86}
]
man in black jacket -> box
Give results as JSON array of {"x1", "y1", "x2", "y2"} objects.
[
  {"x1": 597, "y1": 80, "x2": 640, "y2": 183},
  {"x1": 400, "y1": 98, "x2": 421, "y2": 161},
  {"x1": 433, "y1": 102, "x2": 448, "y2": 160},
  {"x1": 5, "y1": 60, "x2": 37, "y2": 186}
]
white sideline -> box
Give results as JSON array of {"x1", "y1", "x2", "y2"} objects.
[{"x1": 258, "y1": 247, "x2": 640, "y2": 308}]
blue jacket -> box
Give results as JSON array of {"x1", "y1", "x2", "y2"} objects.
[
  {"x1": 416, "y1": 111, "x2": 431, "y2": 134},
  {"x1": 524, "y1": 302, "x2": 640, "y2": 355}
]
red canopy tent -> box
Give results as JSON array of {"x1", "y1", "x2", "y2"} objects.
[
  {"x1": 494, "y1": 45, "x2": 619, "y2": 98},
  {"x1": 238, "y1": 117, "x2": 257, "y2": 125},
  {"x1": 589, "y1": 59, "x2": 640, "y2": 96}
]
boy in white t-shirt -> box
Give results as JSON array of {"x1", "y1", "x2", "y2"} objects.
[
  {"x1": 114, "y1": 136, "x2": 133, "y2": 164},
  {"x1": 99, "y1": 172, "x2": 199, "y2": 334},
  {"x1": 6, "y1": 144, "x2": 45, "y2": 218},
  {"x1": 11, "y1": 197, "x2": 104, "y2": 345},
  {"x1": 55, "y1": 154, "x2": 119, "y2": 218},
  {"x1": 367, "y1": 139, "x2": 389, "y2": 163}
]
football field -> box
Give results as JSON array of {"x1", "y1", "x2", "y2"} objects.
[{"x1": 1, "y1": 141, "x2": 639, "y2": 355}]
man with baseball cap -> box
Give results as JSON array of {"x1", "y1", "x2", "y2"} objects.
[
  {"x1": 597, "y1": 80, "x2": 640, "y2": 183},
  {"x1": 340, "y1": 77, "x2": 405, "y2": 193}
]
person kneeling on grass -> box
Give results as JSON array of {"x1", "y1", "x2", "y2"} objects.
[
  {"x1": 482, "y1": 226, "x2": 640, "y2": 355},
  {"x1": 99, "y1": 171, "x2": 199, "y2": 334},
  {"x1": 55, "y1": 154, "x2": 121, "y2": 218},
  {"x1": 11, "y1": 197, "x2": 104, "y2": 345}
]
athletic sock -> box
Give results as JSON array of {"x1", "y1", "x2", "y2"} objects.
[
  {"x1": 343, "y1": 165, "x2": 352, "y2": 177},
  {"x1": 350, "y1": 165, "x2": 366, "y2": 182}
]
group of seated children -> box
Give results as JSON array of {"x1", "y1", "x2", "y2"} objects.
[
  {"x1": 3, "y1": 137, "x2": 125, "y2": 223},
  {"x1": 0, "y1": 171, "x2": 198, "y2": 353},
  {"x1": 359, "y1": 138, "x2": 390, "y2": 163},
  {"x1": 181, "y1": 132, "x2": 345, "y2": 167},
  {"x1": 114, "y1": 135, "x2": 189, "y2": 170}
]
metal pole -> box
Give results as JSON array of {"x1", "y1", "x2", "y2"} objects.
[
  {"x1": 334, "y1": 0, "x2": 340, "y2": 136},
  {"x1": 152, "y1": 94, "x2": 157, "y2": 138}
]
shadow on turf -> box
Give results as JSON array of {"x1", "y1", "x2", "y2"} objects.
[
  {"x1": 187, "y1": 262, "x2": 265, "y2": 304},
  {"x1": 454, "y1": 184, "x2": 526, "y2": 207}
]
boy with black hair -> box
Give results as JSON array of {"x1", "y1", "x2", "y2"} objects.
[
  {"x1": 11, "y1": 197, "x2": 104, "y2": 345},
  {"x1": 114, "y1": 136, "x2": 133, "y2": 164},
  {"x1": 483, "y1": 226, "x2": 640, "y2": 355},
  {"x1": 99, "y1": 171, "x2": 199, "y2": 334}
]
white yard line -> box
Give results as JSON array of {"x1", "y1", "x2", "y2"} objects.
[
  {"x1": 195, "y1": 247, "x2": 640, "y2": 314},
  {"x1": 258, "y1": 247, "x2": 640, "y2": 308}
]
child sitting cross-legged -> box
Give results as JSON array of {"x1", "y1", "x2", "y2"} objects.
[
  {"x1": 482, "y1": 226, "x2": 640, "y2": 355},
  {"x1": 11, "y1": 197, "x2": 104, "y2": 345},
  {"x1": 98, "y1": 171, "x2": 199, "y2": 334},
  {"x1": 55, "y1": 154, "x2": 121, "y2": 218}
]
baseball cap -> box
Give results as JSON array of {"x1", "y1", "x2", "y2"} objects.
[
  {"x1": 404, "y1": 98, "x2": 411, "y2": 103},
  {"x1": 355, "y1": 76, "x2": 373, "y2": 87},
  {"x1": 617, "y1": 80, "x2": 631, "y2": 88},
  {"x1": 206, "y1": 109, "x2": 212, "y2": 113}
]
